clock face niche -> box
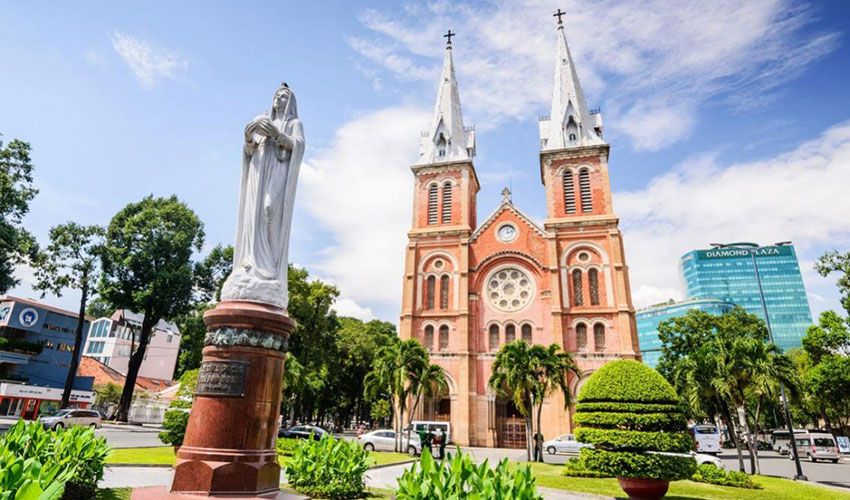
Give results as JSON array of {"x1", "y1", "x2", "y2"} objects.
[
  {"x1": 486, "y1": 267, "x2": 534, "y2": 312},
  {"x1": 497, "y1": 224, "x2": 517, "y2": 242}
]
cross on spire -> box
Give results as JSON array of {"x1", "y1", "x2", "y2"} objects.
[
  {"x1": 444, "y1": 29, "x2": 456, "y2": 46},
  {"x1": 501, "y1": 187, "x2": 511, "y2": 202},
  {"x1": 554, "y1": 8, "x2": 566, "y2": 25}
]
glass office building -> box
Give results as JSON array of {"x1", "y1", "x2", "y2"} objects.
[
  {"x1": 679, "y1": 245, "x2": 812, "y2": 352},
  {"x1": 636, "y1": 298, "x2": 735, "y2": 368}
]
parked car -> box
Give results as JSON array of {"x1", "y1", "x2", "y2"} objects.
[
  {"x1": 404, "y1": 421, "x2": 452, "y2": 444},
  {"x1": 39, "y1": 409, "x2": 102, "y2": 430},
  {"x1": 653, "y1": 451, "x2": 725, "y2": 469},
  {"x1": 358, "y1": 429, "x2": 421, "y2": 455},
  {"x1": 543, "y1": 434, "x2": 592, "y2": 455},
  {"x1": 788, "y1": 432, "x2": 840, "y2": 463},
  {"x1": 278, "y1": 424, "x2": 328, "y2": 440}
]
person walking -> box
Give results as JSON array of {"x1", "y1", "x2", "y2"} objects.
[
  {"x1": 418, "y1": 428, "x2": 433, "y2": 457},
  {"x1": 434, "y1": 428, "x2": 447, "y2": 460}
]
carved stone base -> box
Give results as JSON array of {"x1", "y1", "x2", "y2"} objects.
[
  {"x1": 169, "y1": 301, "x2": 296, "y2": 496},
  {"x1": 130, "y1": 486, "x2": 309, "y2": 500}
]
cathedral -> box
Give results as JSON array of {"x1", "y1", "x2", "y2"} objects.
[{"x1": 398, "y1": 16, "x2": 641, "y2": 448}]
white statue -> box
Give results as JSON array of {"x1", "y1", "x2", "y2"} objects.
[{"x1": 221, "y1": 83, "x2": 305, "y2": 310}]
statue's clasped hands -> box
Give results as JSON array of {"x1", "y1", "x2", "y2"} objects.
[{"x1": 245, "y1": 115, "x2": 284, "y2": 143}]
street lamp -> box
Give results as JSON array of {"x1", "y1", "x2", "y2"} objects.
[{"x1": 710, "y1": 241, "x2": 807, "y2": 481}]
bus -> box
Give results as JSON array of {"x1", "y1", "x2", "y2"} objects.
[
  {"x1": 688, "y1": 424, "x2": 721, "y2": 454},
  {"x1": 771, "y1": 429, "x2": 806, "y2": 454}
]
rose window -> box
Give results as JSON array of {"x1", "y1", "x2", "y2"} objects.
[{"x1": 486, "y1": 267, "x2": 534, "y2": 312}]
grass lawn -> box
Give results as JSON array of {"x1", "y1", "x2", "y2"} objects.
[
  {"x1": 95, "y1": 489, "x2": 131, "y2": 500},
  {"x1": 529, "y1": 463, "x2": 850, "y2": 500},
  {"x1": 107, "y1": 447, "x2": 411, "y2": 468}
]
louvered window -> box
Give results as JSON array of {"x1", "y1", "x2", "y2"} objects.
[
  {"x1": 505, "y1": 324, "x2": 516, "y2": 343},
  {"x1": 424, "y1": 325, "x2": 434, "y2": 351},
  {"x1": 589, "y1": 268, "x2": 600, "y2": 306},
  {"x1": 579, "y1": 169, "x2": 592, "y2": 213},
  {"x1": 521, "y1": 324, "x2": 532, "y2": 343},
  {"x1": 440, "y1": 275, "x2": 450, "y2": 309},
  {"x1": 439, "y1": 325, "x2": 449, "y2": 350},
  {"x1": 426, "y1": 276, "x2": 436, "y2": 310},
  {"x1": 563, "y1": 171, "x2": 576, "y2": 214},
  {"x1": 441, "y1": 182, "x2": 452, "y2": 223},
  {"x1": 572, "y1": 269, "x2": 583, "y2": 306},
  {"x1": 489, "y1": 324, "x2": 500, "y2": 352},
  {"x1": 576, "y1": 324, "x2": 587, "y2": 351},
  {"x1": 428, "y1": 184, "x2": 439, "y2": 224},
  {"x1": 594, "y1": 324, "x2": 605, "y2": 351}
]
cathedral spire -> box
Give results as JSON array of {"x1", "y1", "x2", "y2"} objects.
[
  {"x1": 539, "y1": 11, "x2": 604, "y2": 151},
  {"x1": 418, "y1": 31, "x2": 475, "y2": 164}
]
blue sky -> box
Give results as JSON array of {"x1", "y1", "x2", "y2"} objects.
[{"x1": 2, "y1": 0, "x2": 849, "y2": 324}]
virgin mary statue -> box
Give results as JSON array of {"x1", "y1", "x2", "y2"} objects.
[{"x1": 221, "y1": 83, "x2": 305, "y2": 310}]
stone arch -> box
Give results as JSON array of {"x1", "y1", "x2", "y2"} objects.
[
  {"x1": 560, "y1": 242, "x2": 614, "y2": 309},
  {"x1": 418, "y1": 250, "x2": 459, "y2": 310}
]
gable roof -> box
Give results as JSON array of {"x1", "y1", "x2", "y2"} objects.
[{"x1": 470, "y1": 199, "x2": 548, "y2": 242}]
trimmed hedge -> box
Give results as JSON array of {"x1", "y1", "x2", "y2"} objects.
[
  {"x1": 562, "y1": 456, "x2": 613, "y2": 478},
  {"x1": 573, "y1": 411, "x2": 687, "y2": 431},
  {"x1": 573, "y1": 360, "x2": 695, "y2": 482},
  {"x1": 577, "y1": 360, "x2": 679, "y2": 404},
  {"x1": 580, "y1": 448, "x2": 696, "y2": 481},
  {"x1": 575, "y1": 401, "x2": 682, "y2": 414},
  {"x1": 575, "y1": 428, "x2": 693, "y2": 453},
  {"x1": 691, "y1": 463, "x2": 760, "y2": 489}
]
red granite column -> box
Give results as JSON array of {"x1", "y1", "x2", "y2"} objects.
[{"x1": 168, "y1": 300, "x2": 295, "y2": 495}]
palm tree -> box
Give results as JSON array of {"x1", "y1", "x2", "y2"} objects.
[
  {"x1": 488, "y1": 341, "x2": 540, "y2": 461},
  {"x1": 364, "y1": 338, "x2": 428, "y2": 452},
  {"x1": 405, "y1": 362, "x2": 447, "y2": 452},
  {"x1": 532, "y1": 344, "x2": 581, "y2": 462}
]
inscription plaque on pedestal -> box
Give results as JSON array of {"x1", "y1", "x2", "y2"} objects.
[{"x1": 195, "y1": 360, "x2": 249, "y2": 397}]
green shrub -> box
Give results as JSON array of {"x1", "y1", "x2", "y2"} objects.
[
  {"x1": 276, "y1": 437, "x2": 299, "y2": 456},
  {"x1": 691, "y1": 463, "x2": 760, "y2": 489},
  {"x1": 285, "y1": 434, "x2": 370, "y2": 499},
  {"x1": 0, "y1": 420, "x2": 110, "y2": 500},
  {"x1": 158, "y1": 409, "x2": 190, "y2": 446},
  {"x1": 575, "y1": 360, "x2": 695, "y2": 481},
  {"x1": 562, "y1": 456, "x2": 612, "y2": 478},
  {"x1": 395, "y1": 450, "x2": 542, "y2": 500},
  {"x1": 0, "y1": 449, "x2": 73, "y2": 500}
]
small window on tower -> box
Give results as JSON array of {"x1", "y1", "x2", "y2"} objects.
[
  {"x1": 439, "y1": 325, "x2": 449, "y2": 350},
  {"x1": 440, "y1": 275, "x2": 450, "y2": 309},
  {"x1": 569, "y1": 133, "x2": 577, "y2": 141},
  {"x1": 489, "y1": 324, "x2": 500, "y2": 352},
  {"x1": 505, "y1": 324, "x2": 516, "y2": 343},
  {"x1": 426, "y1": 276, "x2": 436, "y2": 310},
  {"x1": 427, "y1": 184, "x2": 439, "y2": 225},
  {"x1": 424, "y1": 325, "x2": 434, "y2": 351}
]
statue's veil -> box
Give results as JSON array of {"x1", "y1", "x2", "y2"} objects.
[{"x1": 271, "y1": 85, "x2": 297, "y2": 122}]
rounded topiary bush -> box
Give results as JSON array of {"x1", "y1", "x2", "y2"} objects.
[{"x1": 574, "y1": 360, "x2": 696, "y2": 482}]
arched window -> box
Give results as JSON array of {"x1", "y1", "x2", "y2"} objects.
[
  {"x1": 576, "y1": 324, "x2": 587, "y2": 351},
  {"x1": 426, "y1": 276, "x2": 436, "y2": 310},
  {"x1": 439, "y1": 325, "x2": 449, "y2": 350},
  {"x1": 594, "y1": 324, "x2": 605, "y2": 351},
  {"x1": 436, "y1": 133, "x2": 447, "y2": 158},
  {"x1": 562, "y1": 171, "x2": 576, "y2": 214},
  {"x1": 424, "y1": 325, "x2": 434, "y2": 351},
  {"x1": 572, "y1": 269, "x2": 584, "y2": 306},
  {"x1": 505, "y1": 324, "x2": 516, "y2": 343},
  {"x1": 521, "y1": 324, "x2": 532, "y2": 343},
  {"x1": 441, "y1": 182, "x2": 452, "y2": 224},
  {"x1": 489, "y1": 324, "x2": 500, "y2": 352},
  {"x1": 588, "y1": 268, "x2": 600, "y2": 306},
  {"x1": 427, "y1": 184, "x2": 439, "y2": 224},
  {"x1": 440, "y1": 274, "x2": 450, "y2": 309},
  {"x1": 569, "y1": 133, "x2": 577, "y2": 141},
  {"x1": 579, "y1": 169, "x2": 592, "y2": 213}
]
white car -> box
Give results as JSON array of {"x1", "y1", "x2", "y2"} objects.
[
  {"x1": 358, "y1": 429, "x2": 421, "y2": 455},
  {"x1": 543, "y1": 434, "x2": 592, "y2": 455},
  {"x1": 39, "y1": 409, "x2": 102, "y2": 430},
  {"x1": 653, "y1": 450, "x2": 725, "y2": 469}
]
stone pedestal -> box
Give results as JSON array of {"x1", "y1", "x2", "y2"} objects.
[{"x1": 139, "y1": 300, "x2": 295, "y2": 498}]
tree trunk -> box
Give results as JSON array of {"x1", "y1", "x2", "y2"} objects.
[
  {"x1": 406, "y1": 392, "x2": 422, "y2": 455},
  {"x1": 61, "y1": 282, "x2": 89, "y2": 409},
  {"x1": 719, "y1": 400, "x2": 745, "y2": 473},
  {"x1": 751, "y1": 400, "x2": 762, "y2": 476},
  {"x1": 535, "y1": 401, "x2": 544, "y2": 462},
  {"x1": 114, "y1": 309, "x2": 155, "y2": 422},
  {"x1": 524, "y1": 394, "x2": 533, "y2": 462},
  {"x1": 740, "y1": 403, "x2": 757, "y2": 475}
]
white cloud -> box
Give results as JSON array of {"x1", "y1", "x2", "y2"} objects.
[
  {"x1": 351, "y1": 0, "x2": 837, "y2": 150},
  {"x1": 617, "y1": 121, "x2": 850, "y2": 314},
  {"x1": 110, "y1": 31, "x2": 187, "y2": 89},
  {"x1": 332, "y1": 297, "x2": 376, "y2": 322},
  {"x1": 299, "y1": 106, "x2": 430, "y2": 307}
]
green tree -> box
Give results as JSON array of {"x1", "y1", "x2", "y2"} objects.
[
  {"x1": 335, "y1": 317, "x2": 396, "y2": 426},
  {"x1": 31, "y1": 222, "x2": 105, "y2": 408},
  {"x1": 0, "y1": 135, "x2": 38, "y2": 292},
  {"x1": 173, "y1": 302, "x2": 211, "y2": 377},
  {"x1": 532, "y1": 343, "x2": 581, "y2": 462},
  {"x1": 488, "y1": 341, "x2": 539, "y2": 461},
  {"x1": 802, "y1": 310, "x2": 849, "y2": 364},
  {"x1": 100, "y1": 195, "x2": 204, "y2": 421},
  {"x1": 405, "y1": 362, "x2": 447, "y2": 450},
  {"x1": 93, "y1": 382, "x2": 122, "y2": 406},
  {"x1": 85, "y1": 296, "x2": 114, "y2": 318},
  {"x1": 816, "y1": 251, "x2": 850, "y2": 316},
  {"x1": 194, "y1": 244, "x2": 233, "y2": 302},
  {"x1": 364, "y1": 338, "x2": 427, "y2": 452},
  {"x1": 656, "y1": 309, "x2": 718, "y2": 381}
]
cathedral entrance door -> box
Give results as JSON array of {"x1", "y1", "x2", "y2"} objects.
[
  {"x1": 496, "y1": 398, "x2": 527, "y2": 449},
  {"x1": 423, "y1": 386, "x2": 452, "y2": 423}
]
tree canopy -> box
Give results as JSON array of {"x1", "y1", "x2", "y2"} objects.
[{"x1": 0, "y1": 135, "x2": 38, "y2": 292}]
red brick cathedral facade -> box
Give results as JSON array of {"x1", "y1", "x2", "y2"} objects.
[{"x1": 399, "y1": 19, "x2": 641, "y2": 447}]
